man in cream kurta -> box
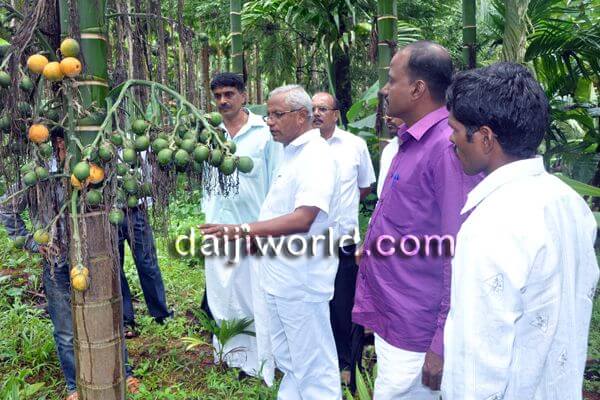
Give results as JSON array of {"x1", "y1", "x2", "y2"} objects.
[
  {"x1": 312, "y1": 92, "x2": 376, "y2": 387},
  {"x1": 201, "y1": 84, "x2": 342, "y2": 399},
  {"x1": 202, "y1": 73, "x2": 282, "y2": 383},
  {"x1": 443, "y1": 62, "x2": 599, "y2": 399}
]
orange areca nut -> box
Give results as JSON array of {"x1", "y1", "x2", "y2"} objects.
[
  {"x1": 28, "y1": 124, "x2": 50, "y2": 144},
  {"x1": 60, "y1": 57, "x2": 82, "y2": 78},
  {"x1": 42, "y1": 62, "x2": 64, "y2": 81},
  {"x1": 71, "y1": 174, "x2": 85, "y2": 189},
  {"x1": 87, "y1": 164, "x2": 105, "y2": 184},
  {"x1": 27, "y1": 54, "x2": 49, "y2": 74}
]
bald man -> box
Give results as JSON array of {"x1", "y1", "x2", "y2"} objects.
[{"x1": 352, "y1": 41, "x2": 481, "y2": 398}]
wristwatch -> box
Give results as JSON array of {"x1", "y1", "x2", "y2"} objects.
[{"x1": 240, "y1": 223, "x2": 252, "y2": 237}]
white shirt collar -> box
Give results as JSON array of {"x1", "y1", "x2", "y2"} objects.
[
  {"x1": 462, "y1": 157, "x2": 546, "y2": 215},
  {"x1": 219, "y1": 109, "x2": 266, "y2": 139},
  {"x1": 288, "y1": 128, "x2": 320, "y2": 148},
  {"x1": 325, "y1": 126, "x2": 345, "y2": 142}
]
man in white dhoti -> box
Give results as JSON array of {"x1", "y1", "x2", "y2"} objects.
[
  {"x1": 200, "y1": 84, "x2": 343, "y2": 399},
  {"x1": 201, "y1": 72, "x2": 282, "y2": 383},
  {"x1": 442, "y1": 62, "x2": 599, "y2": 399}
]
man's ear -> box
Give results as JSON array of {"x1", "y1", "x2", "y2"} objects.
[
  {"x1": 412, "y1": 80, "x2": 426, "y2": 100},
  {"x1": 479, "y1": 125, "x2": 495, "y2": 154},
  {"x1": 297, "y1": 108, "x2": 310, "y2": 124}
]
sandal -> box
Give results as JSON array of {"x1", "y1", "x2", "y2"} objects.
[
  {"x1": 126, "y1": 376, "x2": 140, "y2": 394},
  {"x1": 124, "y1": 325, "x2": 139, "y2": 339},
  {"x1": 65, "y1": 391, "x2": 79, "y2": 400}
]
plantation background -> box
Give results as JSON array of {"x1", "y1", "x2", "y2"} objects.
[{"x1": 1, "y1": 0, "x2": 599, "y2": 398}]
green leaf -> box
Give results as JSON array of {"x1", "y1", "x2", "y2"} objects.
[
  {"x1": 354, "y1": 366, "x2": 372, "y2": 400},
  {"x1": 360, "y1": 81, "x2": 380, "y2": 102},
  {"x1": 348, "y1": 113, "x2": 377, "y2": 131},
  {"x1": 594, "y1": 212, "x2": 600, "y2": 228},
  {"x1": 555, "y1": 173, "x2": 600, "y2": 197},
  {"x1": 247, "y1": 103, "x2": 267, "y2": 116}
]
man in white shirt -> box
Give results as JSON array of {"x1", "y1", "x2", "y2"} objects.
[
  {"x1": 200, "y1": 84, "x2": 342, "y2": 399},
  {"x1": 377, "y1": 116, "x2": 402, "y2": 197},
  {"x1": 201, "y1": 72, "x2": 282, "y2": 383},
  {"x1": 442, "y1": 62, "x2": 599, "y2": 399},
  {"x1": 312, "y1": 92, "x2": 376, "y2": 386}
]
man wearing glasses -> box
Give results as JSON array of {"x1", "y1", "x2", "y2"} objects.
[
  {"x1": 201, "y1": 85, "x2": 343, "y2": 399},
  {"x1": 201, "y1": 72, "x2": 282, "y2": 383},
  {"x1": 312, "y1": 92, "x2": 376, "y2": 388}
]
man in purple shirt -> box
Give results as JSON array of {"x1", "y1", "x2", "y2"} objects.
[{"x1": 352, "y1": 41, "x2": 481, "y2": 398}]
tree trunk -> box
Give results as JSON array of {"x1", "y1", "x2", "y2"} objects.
[
  {"x1": 502, "y1": 0, "x2": 530, "y2": 63},
  {"x1": 201, "y1": 44, "x2": 211, "y2": 111},
  {"x1": 376, "y1": 0, "x2": 397, "y2": 139},
  {"x1": 111, "y1": 0, "x2": 128, "y2": 86},
  {"x1": 331, "y1": 44, "x2": 352, "y2": 127},
  {"x1": 184, "y1": 35, "x2": 198, "y2": 106},
  {"x1": 149, "y1": 0, "x2": 168, "y2": 89},
  {"x1": 131, "y1": 0, "x2": 149, "y2": 104},
  {"x1": 176, "y1": 0, "x2": 186, "y2": 97},
  {"x1": 330, "y1": 11, "x2": 352, "y2": 127},
  {"x1": 255, "y1": 44, "x2": 262, "y2": 104},
  {"x1": 230, "y1": 0, "x2": 243, "y2": 76},
  {"x1": 296, "y1": 38, "x2": 303, "y2": 83},
  {"x1": 58, "y1": 1, "x2": 126, "y2": 398},
  {"x1": 462, "y1": 0, "x2": 476, "y2": 68}
]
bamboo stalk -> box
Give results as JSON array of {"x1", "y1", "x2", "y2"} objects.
[
  {"x1": 230, "y1": 0, "x2": 243, "y2": 76},
  {"x1": 58, "y1": 1, "x2": 126, "y2": 399},
  {"x1": 462, "y1": 0, "x2": 476, "y2": 68},
  {"x1": 377, "y1": 0, "x2": 397, "y2": 140},
  {"x1": 377, "y1": 0, "x2": 397, "y2": 88}
]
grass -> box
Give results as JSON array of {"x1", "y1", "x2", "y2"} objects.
[
  {"x1": 0, "y1": 188, "x2": 278, "y2": 399},
  {"x1": 0, "y1": 187, "x2": 599, "y2": 398}
]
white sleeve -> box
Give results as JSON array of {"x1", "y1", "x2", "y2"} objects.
[
  {"x1": 294, "y1": 147, "x2": 335, "y2": 215},
  {"x1": 357, "y1": 140, "x2": 376, "y2": 189},
  {"x1": 445, "y1": 228, "x2": 534, "y2": 400}
]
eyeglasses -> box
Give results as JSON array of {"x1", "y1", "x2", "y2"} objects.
[
  {"x1": 312, "y1": 106, "x2": 337, "y2": 113},
  {"x1": 263, "y1": 109, "x2": 301, "y2": 121}
]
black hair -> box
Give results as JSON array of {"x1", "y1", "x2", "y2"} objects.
[
  {"x1": 50, "y1": 125, "x2": 65, "y2": 140},
  {"x1": 210, "y1": 72, "x2": 245, "y2": 93},
  {"x1": 403, "y1": 41, "x2": 453, "y2": 103},
  {"x1": 446, "y1": 62, "x2": 549, "y2": 158}
]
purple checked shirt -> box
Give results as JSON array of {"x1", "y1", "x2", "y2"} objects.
[{"x1": 352, "y1": 107, "x2": 481, "y2": 356}]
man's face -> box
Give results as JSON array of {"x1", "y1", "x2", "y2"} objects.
[
  {"x1": 311, "y1": 93, "x2": 338, "y2": 131},
  {"x1": 449, "y1": 112, "x2": 487, "y2": 175},
  {"x1": 212, "y1": 86, "x2": 246, "y2": 118},
  {"x1": 53, "y1": 137, "x2": 66, "y2": 164},
  {"x1": 266, "y1": 94, "x2": 305, "y2": 146},
  {"x1": 381, "y1": 50, "x2": 414, "y2": 118}
]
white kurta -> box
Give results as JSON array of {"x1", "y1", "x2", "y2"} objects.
[
  {"x1": 325, "y1": 127, "x2": 376, "y2": 243},
  {"x1": 442, "y1": 158, "x2": 599, "y2": 400},
  {"x1": 202, "y1": 111, "x2": 282, "y2": 384},
  {"x1": 376, "y1": 137, "x2": 399, "y2": 197},
  {"x1": 258, "y1": 129, "x2": 342, "y2": 399}
]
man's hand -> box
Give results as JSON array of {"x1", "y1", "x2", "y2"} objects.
[
  {"x1": 421, "y1": 349, "x2": 443, "y2": 391},
  {"x1": 355, "y1": 244, "x2": 364, "y2": 265},
  {"x1": 197, "y1": 223, "x2": 241, "y2": 240}
]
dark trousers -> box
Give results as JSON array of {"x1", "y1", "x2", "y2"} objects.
[
  {"x1": 118, "y1": 205, "x2": 171, "y2": 326},
  {"x1": 200, "y1": 283, "x2": 214, "y2": 321},
  {"x1": 330, "y1": 244, "x2": 365, "y2": 388},
  {"x1": 44, "y1": 260, "x2": 133, "y2": 393}
]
